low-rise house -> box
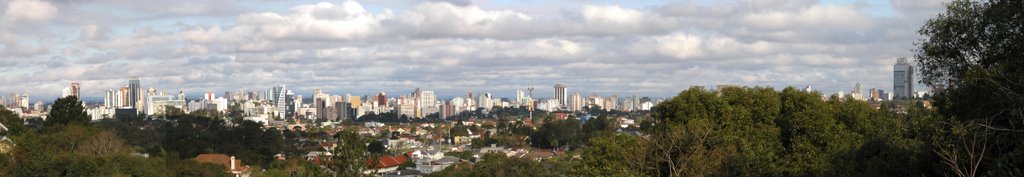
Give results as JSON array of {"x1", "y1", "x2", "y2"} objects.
[
  {"x1": 517, "y1": 149, "x2": 563, "y2": 162},
  {"x1": 416, "y1": 156, "x2": 463, "y2": 174},
  {"x1": 479, "y1": 144, "x2": 507, "y2": 154},
  {"x1": 384, "y1": 169, "x2": 424, "y2": 177},
  {"x1": 365, "y1": 155, "x2": 409, "y2": 175},
  {"x1": 194, "y1": 154, "x2": 252, "y2": 177}
]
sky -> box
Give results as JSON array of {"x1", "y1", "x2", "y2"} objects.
[{"x1": 0, "y1": 0, "x2": 949, "y2": 101}]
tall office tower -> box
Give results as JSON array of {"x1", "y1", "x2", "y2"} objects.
[
  {"x1": 376, "y1": 92, "x2": 387, "y2": 107},
  {"x1": 274, "y1": 85, "x2": 287, "y2": 119},
  {"x1": 105, "y1": 89, "x2": 115, "y2": 108},
  {"x1": 315, "y1": 98, "x2": 326, "y2": 120},
  {"x1": 19, "y1": 94, "x2": 29, "y2": 108},
  {"x1": 71, "y1": 82, "x2": 80, "y2": 98},
  {"x1": 128, "y1": 77, "x2": 141, "y2": 108},
  {"x1": 478, "y1": 92, "x2": 493, "y2": 110},
  {"x1": 204, "y1": 92, "x2": 215, "y2": 101},
  {"x1": 610, "y1": 94, "x2": 618, "y2": 111},
  {"x1": 419, "y1": 90, "x2": 436, "y2": 118},
  {"x1": 413, "y1": 88, "x2": 422, "y2": 118},
  {"x1": 516, "y1": 90, "x2": 526, "y2": 106},
  {"x1": 569, "y1": 92, "x2": 584, "y2": 112},
  {"x1": 893, "y1": 58, "x2": 914, "y2": 99},
  {"x1": 852, "y1": 83, "x2": 861, "y2": 96},
  {"x1": 119, "y1": 86, "x2": 129, "y2": 107},
  {"x1": 350, "y1": 96, "x2": 361, "y2": 109},
  {"x1": 554, "y1": 84, "x2": 568, "y2": 108},
  {"x1": 0, "y1": 96, "x2": 5, "y2": 107},
  {"x1": 336, "y1": 101, "x2": 351, "y2": 121}
]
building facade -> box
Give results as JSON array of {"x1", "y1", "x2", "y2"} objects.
[{"x1": 893, "y1": 58, "x2": 914, "y2": 99}]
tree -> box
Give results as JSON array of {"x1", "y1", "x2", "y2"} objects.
[
  {"x1": 368, "y1": 141, "x2": 386, "y2": 154},
  {"x1": 46, "y1": 96, "x2": 90, "y2": 127},
  {"x1": 571, "y1": 134, "x2": 646, "y2": 177},
  {"x1": 330, "y1": 130, "x2": 369, "y2": 177},
  {"x1": 427, "y1": 153, "x2": 552, "y2": 177},
  {"x1": 916, "y1": 0, "x2": 1024, "y2": 175},
  {"x1": 581, "y1": 115, "x2": 615, "y2": 140},
  {"x1": 0, "y1": 107, "x2": 26, "y2": 135},
  {"x1": 75, "y1": 131, "x2": 131, "y2": 157}
]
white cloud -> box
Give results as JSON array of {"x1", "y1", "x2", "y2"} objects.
[
  {"x1": 741, "y1": 4, "x2": 873, "y2": 31},
  {"x1": 236, "y1": 1, "x2": 386, "y2": 41},
  {"x1": 0, "y1": 0, "x2": 950, "y2": 99},
  {"x1": 3, "y1": 0, "x2": 58, "y2": 23}
]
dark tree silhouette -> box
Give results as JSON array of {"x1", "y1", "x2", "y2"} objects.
[{"x1": 45, "y1": 96, "x2": 90, "y2": 127}]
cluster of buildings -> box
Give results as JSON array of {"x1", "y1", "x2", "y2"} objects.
[
  {"x1": 824, "y1": 58, "x2": 924, "y2": 101},
  {"x1": 44, "y1": 77, "x2": 661, "y2": 126},
  {"x1": 1, "y1": 58, "x2": 924, "y2": 124}
]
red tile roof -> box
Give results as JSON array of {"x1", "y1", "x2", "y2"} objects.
[
  {"x1": 194, "y1": 154, "x2": 250, "y2": 172},
  {"x1": 366, "y1": 155, "x2": 408, "y2": 168}
]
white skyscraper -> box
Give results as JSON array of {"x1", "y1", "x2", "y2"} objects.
[
  {"x1": 554, "y1": 84, "x2": 568, "y2": 109},
  {"x1": 105, "y1": 89, "x2": 115, "y2": 108},
  {"x1": 893, "y1": 58, "x2": 914, "y2": 99}
]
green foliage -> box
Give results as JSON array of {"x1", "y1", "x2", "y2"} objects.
[
  {"x1": 3, "y1": 124, "x2": 224, "y2": 177},
  {"x1": 368, "y1": 140, "x2": 387, "y2": 154},
  {"x1": 915, "y1": 0, "x2": 1024, "y2": 176},
  {"x1": 330, "y1": 130, "x2": 369, "y2": 177},
  {"x1": 427, "y1": 153, "x2": 552, "y2": 177},
  {"x1": 567, "y1": 86, "x2": 944, "y2": 177},
  {"x1": 571, "y1": 134, "x2": 645, "y2": 177},
  {"x1": 159, "y1": 114, "x2": 283, "y2": 167},
  {"x1": 0, "y1": 107, "x2": 26, "y2": 135},
  {"x1": 256, "y1": 160, "x2": 329, "y2": 177},
  {"x1": 445, "y1": 151, "x2": 474, "y2": 162},
  {"x1": 530, "y1": 117, "x2": 581, "y2": 149},
  {"x1": 46, "y1": 96, "x2": 90, "y2": 127},
  {"x1": 581, "y1": 115, "x2": 616, "y2": 140}
]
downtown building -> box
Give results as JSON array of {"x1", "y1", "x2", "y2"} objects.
[{"x1": 893, "y1": 57, "x2": 914, "y2": 99}]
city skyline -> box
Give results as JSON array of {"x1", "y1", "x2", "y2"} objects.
[{"x1": 0, "y1": 0, "x2": 943, "y2": 101}]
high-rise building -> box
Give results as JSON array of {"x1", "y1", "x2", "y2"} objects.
[
  {"x1": 105, "y1": 89, "x2": 115, "y2": 108},
  {"x1": 477, "y1": 92, "x2": 493, "y2": 111},
  {"x1": 62, "y1": 87, "x2": 72, "y2": 98},
  {"x1": 349, "y1": 96, "x2": 361, "y2": 109},
  {"x1": 128, "y1": 77, "x2": 141, "y2": 108},
  {"x1": 273, "y1": 85, "x2": 288, "y2": 119},
  {"x1": 119, "y1": 86, "x2": 129, "y2": 107},
  {"x1": 554, "y1": 84, "x2": 568, "y2": 109},
  {"x1": 204, "y1": 92, "x2": 215, "y2": 101},
  {"x1": 419, "y1": 90, "x2": 437, "y2": 118},
  {"x1": 376, "y1": 92, "x2": 387, "y2": 107},
  {"x1": 569, "y1": 92, "x2": 584, "y2": 112},
  {"x1": 894, "y1": 58, "x2": 914, "y2": 99},
  {"x1": 19, "y1": 94, "x2": 29, "y2": 109},
  {"x1": 71, "y1": 82, "x2": 80, "y2": 98}
]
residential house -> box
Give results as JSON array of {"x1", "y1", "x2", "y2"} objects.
[
  {"x1": 364, "y1": 155, "x2": 409, "y2": 175},
  {"x1": 194, "y1": 154, "x2": 252, "y2": 177},
  {"x1": 415, "y1": 156, "x2": 462, "y2": 174}
]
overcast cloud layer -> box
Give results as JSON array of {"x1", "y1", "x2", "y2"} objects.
[{"x1": 0, "y1": 0, "x2": 948, "y2": 100}]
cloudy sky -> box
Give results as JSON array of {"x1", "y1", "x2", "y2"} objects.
[{"x1": 0, "y1": 0, "x2": 947, "y2": 101}]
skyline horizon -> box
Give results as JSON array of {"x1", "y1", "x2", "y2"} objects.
[
  {"x1": 0, "y1": 0, "x2": 946, "y2": 104},
  {"x1": 7, "y1": 76, "x2": 927, "y2": 104}
]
